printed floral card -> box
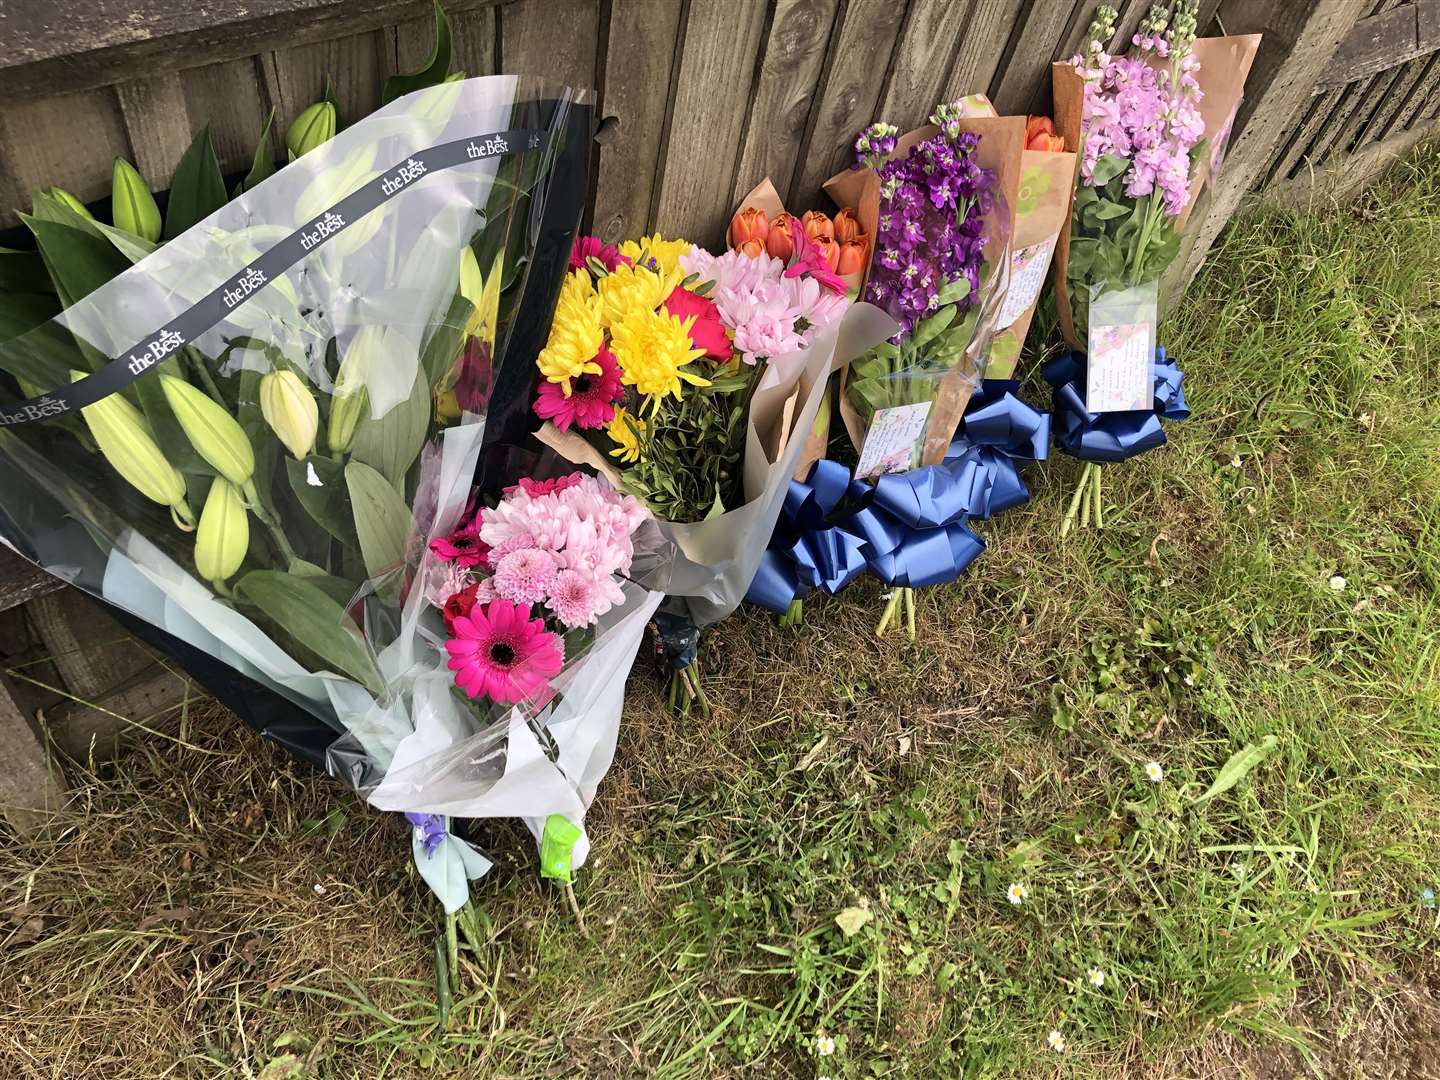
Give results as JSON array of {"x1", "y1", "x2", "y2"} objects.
[
  {"x1": 1085, "y1": 283, "x2": 1157, "y2": 413},
  {"x1": 856, "y1": 401, "x2": 932, "y2": 478}
]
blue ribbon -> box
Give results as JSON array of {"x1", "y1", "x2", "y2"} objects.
[
  {"x1": 1042, "y1": 347, "x2": 1189, "y2": 463},
  {"x1": 745, "y1": 382, "x2": 1051, "y2": 612}
]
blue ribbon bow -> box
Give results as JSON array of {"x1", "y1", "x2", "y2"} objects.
[
  {"x1": 745, "y1": 382, "x2": 1051, "y2": 613},
  {"x1": 1042, "y1": 347, "x2": 1189, "y2": 463}
]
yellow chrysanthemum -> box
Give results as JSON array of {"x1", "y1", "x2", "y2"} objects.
[
  {"x1": 596, "y1": 261, "x2": 683, "y2": 330},
  {"x1": 610, "y1": 308, "x2": 708, "y2": 412},
  {"x1": 607, "y1": 408, "x2": 645, "y2": 464},
  {"x1": 536, "y1": 269, "x2": 603, "y2": 391},
  {"x1": 618, "y1": 233, "x2": 693, "y2": 279}
]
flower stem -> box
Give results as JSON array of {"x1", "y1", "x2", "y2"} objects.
[
  {"x1": 904, "y1": 587, "x2": 916, "y2": 641},
  {"x1": 1091, "y1": 463, "x2": 1104, "y2": 528},
  {"x1": 445, "y1": 911, "x2": 460, "y2": 994},
  {"x1": 781, "y1": 597, "x2": 803, "y2": 628},
  {"x1": 1080, "y1": 467, "x2": 1093, "y2": 529},
  {"x1": 876, "y1": 590, "x2": 903, "y2": 637},
  {"x1": 1061, "y1": 462, "x2": 1091, "y2": 538}
]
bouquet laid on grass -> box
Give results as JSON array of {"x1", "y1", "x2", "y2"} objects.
[
  {"x1": 0, "y1": 74, "x2": 646, "y2": 922},
  {"x1": 786, "y1": 99, "x2": 1025, "y2": 635},
  {"x1": 1047, "y1": 3, "x2": 1257, "y2": 531},
  {"x1": 532, "y1": 232, "x2": 892, "y2": 711}
]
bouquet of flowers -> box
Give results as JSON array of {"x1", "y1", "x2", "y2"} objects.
[
  {"x1": 825, "y1": 100, "x2": 1023, "y2": 474},
  {"x1": 0, "y1": 75, "x2": 657, "y2": 920},
  {"x1": 532, "y1": 231, "x2": 892, "y2": 711},
  {"x1": 1047, "y1": 3, "x2": 1257, "y2": 531}
]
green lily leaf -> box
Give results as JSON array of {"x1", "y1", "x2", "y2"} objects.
[
  {"x1": 0, "y1": 291, "x2": 60, "y2": 342},
  {"x1": 345, "y1": 460, "x2": 412, "y2": 587},
  {"x1": 349, "y1": 370, "x2": 431, "y2": 491},
  {"x1": 235, "y1": 570, "x2": 383, "y2": 695},
  {"x1": 22, "y1": 215, "x2": 131, "y2": 310},
  {"x1": 0, "y1": 247, "x2": 53, "y2": 294},
  {"x1": 382, "y1": 0, "x2": 453, "y2": 105},
  {"x1": 237, "y1": 109, "x2": 278, "y2": 195},
  {"x1": 164, "y1": 127, "x2": 228, "y2": 240},
  {"x1": 286, "y1": 453, "x2": 360, "y2": 549}
]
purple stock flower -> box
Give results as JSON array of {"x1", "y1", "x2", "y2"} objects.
[
  {"x1": 855, "y1": 123, "x2": 996, "y2": 336},
  {"x1": 405, "y1": 812, "x2": 447, "y2": 859}
]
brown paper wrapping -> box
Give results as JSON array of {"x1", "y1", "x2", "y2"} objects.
[
  {"x1": 824, "y1": 116, "x2": 1025, "y2": 466},
  {"x1": 1052, "y1": 34, "x2": 1262, "y2": 348}
]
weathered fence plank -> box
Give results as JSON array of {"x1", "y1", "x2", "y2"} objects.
[
  {"x1": 944, "y1": 0, "x2": 1027, "y2": 103},
  {"x1": 788, "y1": 0, "x2": 908, "y2": 207},
  {"x1": 498, "y1": 0, "x2": 601, "y2": 88},
  {"x1": 730, "y1": 0, "x2": 842, "y2": 211},
  {"x1": 592, "y1": 0, "x2": 685, "y2": 244},
  {"x1": 0, "y1": 89, "x2": 130, "y2": 210},
  {"x1": 114, "y1": 75, "x2": 192, "y2": 188},
  {"x1": 878, "y1": 0, "x2": 977, "y2": 127},
  {"x1": 653, "y1": 0, "x2": 770, "y2": 244},
  {"x1": 180, "y1": 60, "x2": 275, "y2": 175}
]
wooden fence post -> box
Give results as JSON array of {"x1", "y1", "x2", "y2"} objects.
[{"x1": 1169, "y1": 0, "x2": 1375, "y2": 294}]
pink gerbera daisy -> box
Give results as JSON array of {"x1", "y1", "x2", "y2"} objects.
[
  {"x1": 547, "y1": 568, "x2": 604, "y2": 628},
  {"x1": 570, "y1": 235, "x2": 631, "y2": 274},
  {"x1": 533, "y1": 345, "x2": 623, "y2": 431},
  {"x1": 429, "y1": 526, "x2": 490, "y2": 568},
  {"x1": 492, "y1": 547, "x2": 559, "y2": 605},
  {"x1": 511, "y1": 474, "x2": 583, "y2": 498},
  {"x1": 445, "y1": 600, "x2": 565, "y2": 704}
]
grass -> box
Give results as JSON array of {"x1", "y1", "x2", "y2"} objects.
[{"x1": 4, "y1": 142, "x2": 1440, "y2": 1078}]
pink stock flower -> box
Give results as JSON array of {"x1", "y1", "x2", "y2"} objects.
[
  {"x1": 570, "y1": 235, "x2": 632, "y2": 274},
  {"x1": 445, "y1": 600, "x2": 565, "y2": 704},
  {"x1": 492, "y1": 547, "x2": 560, "y2": 605},
  {"x1": 533, "y1": 345, "x2": 623, "y2": 431},
  {"x1": 662, "y1": 287, "x2": 732, "y2": 358}
]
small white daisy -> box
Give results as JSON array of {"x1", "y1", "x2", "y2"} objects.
[
  {"x1": 1087, "y1": 966, "x2": 1106, "y2": 988},
  {"x1": 1145, "y1": 761, "x2": 1163, "y2": 783},
  {"x1": 1229, "y1": 454, "x2": 1242, "y2": 468},
  {"x1": 1329, "y1": 575, "x2": 1347, "y2": 592},
  {"x1": 815, "y1": 1035, "x2": 835, "y2": 1057},
  {"x1": 1007, "y1": 882, "x2": 1029, "y2": 905},
  {"x1": 1047, "y1": 1029, "x2": 1066, "y2": 1053}
]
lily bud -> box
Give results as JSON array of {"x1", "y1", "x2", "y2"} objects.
[
  {"x1": 72, "y1": 370, "x2": 193, "y2": 528},
  {"x1": 728, "y1": 207, "x2": 770, "y2": 251},
  {"x1": 802, "y1": 210, "x2": 834, "y2": 245},
  {"x1": 328, "y1": 328, "x2": 377, "y2": 454},
  {"x1": 833, "y1": 208, "x2": 862, "y2": 244},
  {"x1": 111, "y1": 158, "x2": 162, "y2": 242},
  {"x1": 194, "y1": 477, "x2": 249, "y2": 586},
  {"x1": 286, "y1": 101, "x2": 337, "y2": 160},
  {"x1": 45, "y1": 188, "x2": 93, "y2": 220},
  {"x1": 766, "y1": 213, "x2": 797, "y2": 261},
  {"x1": 259, "y1": 370, "x2": 319, "y2": 459},
  {"x1": 837, "y1": 237, "x2": 869, "y2": 275},
  {"x1": 159, "y1": 374, "x2": 255, "y2": 487}
]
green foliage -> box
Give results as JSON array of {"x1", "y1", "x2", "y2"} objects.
[{"x1": 382, "y1": 0, "x2": 456, "y2": 105}]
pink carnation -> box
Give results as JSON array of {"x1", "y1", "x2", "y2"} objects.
[{"x1": 662, "y1": 287, "x2": 732, "y2": 359}]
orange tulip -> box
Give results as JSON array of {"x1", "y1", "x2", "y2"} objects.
[
  {"x1": 767, "y1": 213, "x2": 797, "y2": 260},
  {"x1": 737, "y1": 237, "x2": 766, "y2": 257},
  {"x1": 833, "y1": 207, "x2": 861, "y2": 244},
  {"x1": 836, "y1": 237, "x2": 869, "y2": 275},
  {"x1": 1025, "y1": 115, "x2": 1056, "y2": 143},
  {"x1": 802, "y1": 210, "x2": 834, "y2": 244},
  {"x1": 729, "y1": 206, "x2": 769, "y2": 251},
  {"x1": 1027, "y1": 131, "x2": 1066, "y2": 152},
  {"x1": 813, "y1": 236, "x2": 841, "y2": 271}
]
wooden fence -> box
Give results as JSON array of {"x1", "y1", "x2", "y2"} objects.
[{"x1": 0, "y1": 0, "x2": 1436, "y2": 826}]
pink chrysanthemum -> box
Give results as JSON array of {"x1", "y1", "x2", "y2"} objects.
[
  {"x1": 445, "y1": 600, "x2": 565, "y2": 704},
  {"x1": 429, "y1": 527, "x2": 490, "y2": 568},
  {"x1": 570, "y1": 235, "x2": 632, "y2": 274},
  {"x1": 547, "y1": 569, "x2": 605, "y2": 628},
  {"x1": 492, "y1": 547, "x2": 559, "y2": 605},
  {"x1": 533, "y1": 345, "x2": 623, "y2": 431}
]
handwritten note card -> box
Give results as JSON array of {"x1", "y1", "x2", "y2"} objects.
[{"x1": 856, "y1": 402, "x2": 932, "y2": 478}]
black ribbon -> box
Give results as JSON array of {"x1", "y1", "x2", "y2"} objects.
[{"x1": 0, "y1": 127, "x2": 546, "y2": 429}]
